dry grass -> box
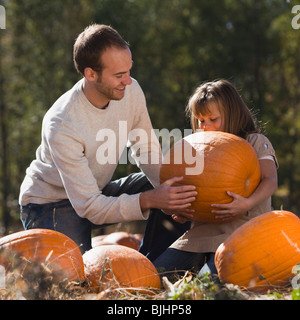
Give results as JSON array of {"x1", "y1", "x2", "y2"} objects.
[
  {"x1": 0, "y1": 249, "x2": 296, "y2": 300},
  {"x1": 0, "y1": 249, "x2": 86, "y2": 300}
]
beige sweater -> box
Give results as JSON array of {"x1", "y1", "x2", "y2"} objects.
[{"x1": 19, "y1": 78, "x2": 162, "y2": 225}]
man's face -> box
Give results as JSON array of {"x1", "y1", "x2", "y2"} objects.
[{"x1": 95, "y1": 47, "x2": 133, "y2": 101}]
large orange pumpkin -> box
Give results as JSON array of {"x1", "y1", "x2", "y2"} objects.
[
  {"x1": 83, "y1": 245, "x2": 161, "y2": 293},
  {"x1": 215, "y1": 210, "x2": 300, "y2": 292},
  {"x1": 0, "y1": 229, "x2": 85, "y2": 283},
  {"x1": 160, "y1": 131, "x2": 261, "y2": 223}
]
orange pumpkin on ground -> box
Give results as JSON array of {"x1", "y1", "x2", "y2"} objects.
[
  {"x1": 83, "y1": 244, "x2": 161, "y2": 293},
  {"x1": 92, "y1": 231, "x2": 142, "y2": 250},
  {"x1": 0, "y1": 228, "x2": 85, "y2": 283},
  {"x1": 215, "y1": 210, "x2": 300, "y2": 292},
  {"x1": 160, "y1": 131, "x2": 261, "y2": 223}
]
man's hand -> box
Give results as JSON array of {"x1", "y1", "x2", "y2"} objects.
[{"x1": 139, "y1": 176, "x2": 197, "y2": 214}]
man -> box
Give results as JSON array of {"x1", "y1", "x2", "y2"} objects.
[{"x1": 19, "y1": 24, "x2": 196, "y2": 255}]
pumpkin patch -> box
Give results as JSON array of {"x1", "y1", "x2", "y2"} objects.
[
  {"x1": 215, "y1": 210, "x2": 300, "y2": 292},
  {"x1": 160, "y1": 131, "x2": 261, "y2": 223}
]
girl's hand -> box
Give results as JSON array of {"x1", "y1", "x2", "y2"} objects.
[
  {"x1": 161, "y1": 207, "x2": 194, "y2": 224},
  {"x1": 211, "y1": 159, "x2": 278, "y2": 222},
  {"x1": 171, "y1": 213, "x2": 193, "y2": 224},
  {"x1": 211, "y1": 191, "x2": 252, "y2": 221}
]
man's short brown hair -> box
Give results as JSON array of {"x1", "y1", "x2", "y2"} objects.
[{"x1": 73, "y1": 24, "x2": 129, "y2": 76}]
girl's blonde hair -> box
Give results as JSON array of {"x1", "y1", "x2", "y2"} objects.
[{"x1": 186, "y1": 79, "x2": 260, "y2": 139}]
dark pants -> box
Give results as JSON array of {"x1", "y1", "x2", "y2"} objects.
[
  {"x1": 20, "y1": 173, "x2": 190, "y2": 256},
  {"x1": 138, "y1": 210, "x2": 190, "y2": 261},
  {"x1": 20, "y1": 199, "x2": 92, "y2": 254},
  {"x1": 153, "y1": 248, "x2": 217, "y2": 275}
]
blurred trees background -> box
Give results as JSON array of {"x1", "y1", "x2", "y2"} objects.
[{"x1": 0, "y1": 0, "x2": 299, "y2": 233}]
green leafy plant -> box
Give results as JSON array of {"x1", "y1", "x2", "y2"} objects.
[{"x1": 163, "y1": 272, "x2": 247, "y2": 300}]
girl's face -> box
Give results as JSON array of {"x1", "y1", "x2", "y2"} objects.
[{"x1": 197, "y1": 103, "x2": 224, "y2": 132}]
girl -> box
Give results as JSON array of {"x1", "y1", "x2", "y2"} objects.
[{"x1": 153, "y1": 79, "x2": 278, "y2": 274}]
